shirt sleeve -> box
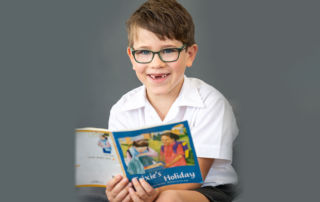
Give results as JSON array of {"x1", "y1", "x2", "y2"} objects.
[{"x1": 192, "y1": 96, "x2": 239, "y2": 161}]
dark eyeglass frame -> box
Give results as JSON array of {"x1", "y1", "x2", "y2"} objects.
[{"x1": 130, "y1": 44, "x2": 186, "y2": 64}]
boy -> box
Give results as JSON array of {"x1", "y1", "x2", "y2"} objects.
[{"x1": 106, "y1": 0, "x2": 238, "y2": 202}]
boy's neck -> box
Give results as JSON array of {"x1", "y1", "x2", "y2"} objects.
[
  {"x1": 146, "y1": 80, "x2": 184, "y2": 121},
  {"x1": 147, "y1": 94, "x2": 176, "y2": 121}
]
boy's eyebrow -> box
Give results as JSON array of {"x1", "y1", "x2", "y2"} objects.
[
  {"x1": 134, "y1": 45, "x2": 152, "y2": 49},
  {"x1": 134, "y1": 44, "x2": 181, "y2": 50}
]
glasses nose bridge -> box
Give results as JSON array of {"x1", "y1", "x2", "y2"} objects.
[{"x1": 151, "y1": 50, "x2": 165, "y2": 64}]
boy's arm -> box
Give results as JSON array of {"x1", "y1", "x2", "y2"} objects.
[{"x1": 158, "y1": 157, "x2": 214, "y2": 191}]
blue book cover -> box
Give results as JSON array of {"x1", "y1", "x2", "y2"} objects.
[{"x1": 111, "y1": 120, "x2": 203, "y2": 188}]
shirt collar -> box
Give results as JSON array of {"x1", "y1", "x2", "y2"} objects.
[
  {"x1": 175, "y1": 76, "x2": 204, "y2": 108},
  {"x1": 120, "y1": 85, "x2": 147, "y2": 111},
  {"x1": 120, "y1": 75, "x2": 204, "y2": 111}
]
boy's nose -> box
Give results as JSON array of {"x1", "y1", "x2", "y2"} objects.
[{"x1": 150, "y1": 53, "x2": 166, "y2": 68}]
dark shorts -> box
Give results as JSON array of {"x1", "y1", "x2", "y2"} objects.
[{"x1": 193, "y1": 184, "x2": 237, "y2": 202}]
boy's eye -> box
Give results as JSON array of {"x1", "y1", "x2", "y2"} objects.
[
  {"x1": 161, "y1": 48, "x2": 178, "y2": 54},
  {"x1": 135, "y1": 50, "x2": 151, "y2": 55}
]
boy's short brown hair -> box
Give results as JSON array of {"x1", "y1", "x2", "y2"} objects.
[{"x1": 126, "y1": 0, "x2": 195, "y2": 48}]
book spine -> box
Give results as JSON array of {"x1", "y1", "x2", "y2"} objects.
[{"x1": 110, "y1": 132, "x2": 127, "y2": 178}]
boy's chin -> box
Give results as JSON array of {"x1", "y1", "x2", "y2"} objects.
[
  {"x1": 145, "y1": 83, "x2": 183, "y2": 98},
  {"x1": 146, "y1": 87, "x2": 171, "y2": 97}
]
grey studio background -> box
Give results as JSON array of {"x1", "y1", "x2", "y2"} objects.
[{"x1": 1, "y1": 0, "x2": 320, "y2": 202}]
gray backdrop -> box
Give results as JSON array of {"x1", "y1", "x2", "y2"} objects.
[{"x1": 1, "y1": 0, "x2": 319, "y2": 202}]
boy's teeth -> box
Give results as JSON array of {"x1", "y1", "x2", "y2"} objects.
[{"x1": 149, "y1": 74, "x2": 168, "y2": 79}]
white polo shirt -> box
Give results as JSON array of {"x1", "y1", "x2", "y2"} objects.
[{"x1": 108, "y1": 76, "x2": 239, "y2": 187}]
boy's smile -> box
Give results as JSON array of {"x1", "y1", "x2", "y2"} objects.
[
  {"x1": 147, "y1": 73, "x2": 169, "y2": 81},
  {"x1": 146, "y1": 72, "x2": 171, "y2": 85},
  {"x1": 127, "y1": 27, "x2": 197, "y2": 100}
]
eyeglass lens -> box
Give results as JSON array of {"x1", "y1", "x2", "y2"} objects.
[{"x1": 134, "y1": 47, "x2": 182, "y2": 63}]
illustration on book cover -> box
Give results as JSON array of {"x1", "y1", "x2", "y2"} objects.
[{"x1": 112, "y1": 121, "x2": 202, "y2": 188}]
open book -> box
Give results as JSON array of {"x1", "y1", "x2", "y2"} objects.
[{"x1": 75, "y1": 121, "x2": 203, "y2": 188}]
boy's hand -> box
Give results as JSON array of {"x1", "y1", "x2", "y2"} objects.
[
  {"x1": 129, "y1": 178, "x2": 159, "y2": 202},
  {"x1": 106, "y1": 175, "x2": 132, "y2": 202}
]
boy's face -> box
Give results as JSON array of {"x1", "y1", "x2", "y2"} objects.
[{"x1": 127, "y1": 27, "x2": 198, "y2": 99}]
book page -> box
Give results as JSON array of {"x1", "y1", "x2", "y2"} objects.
[{"x1": 75, "y1": 128, "x2": 121, "y2": 187}]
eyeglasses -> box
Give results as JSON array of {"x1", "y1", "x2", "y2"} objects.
[{"x1": 130, "y1": 44, "x2": 186, "y2": 64}]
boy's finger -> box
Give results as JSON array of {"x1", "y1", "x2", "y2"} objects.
[
  {"x1": 114, "y1": 187, "x2": 129, "y2": 202},
  {"x1": 139, "y1": 178, "x2": 157, "y2": 196},
  {"x1": 106, "y1": 174, "x2": 122, "y2": 191},
  {"x1": 127, "y1": 182, "x2": 132, "y2": 187},
  {"x1": 128, "y1": 187, "x2": 142, "y2": 202},
  {"x1": 122, "y1": 193, "x2": 132, "y2": 202},
  {"x1": 131, "y1": 178, "x2": 147, "y2": 198},
  {"x1": 111, "y1": 177, "x2": 129, "y2": 195}
]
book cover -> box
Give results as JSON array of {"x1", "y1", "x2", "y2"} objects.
[{"x1": 111, "y1": 120, "x2": 203, "y2": 188}]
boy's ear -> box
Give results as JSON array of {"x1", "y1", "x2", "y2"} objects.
[
  {"x1": 127, "y1": 47, "x2": 133, "y2": 59},
  {"x1": 127, "y1": 47, "x2": 136, "y2": 69},
  {"x1": 186, "y1": 44, "x2": 198, "y2": 68},
  {"x1": 127, "y1": 47, "x2": 132, "y2": 57}
]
